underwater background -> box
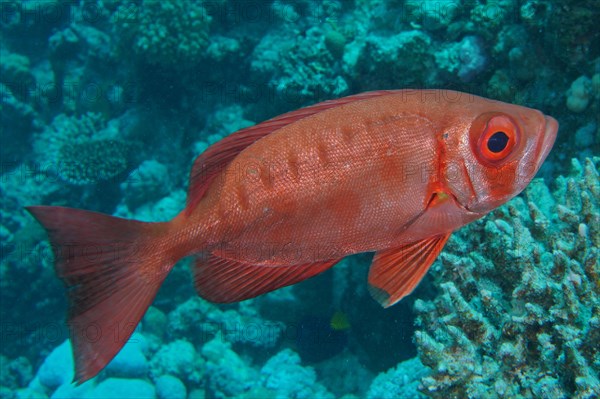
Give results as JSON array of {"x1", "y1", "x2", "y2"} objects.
[{"x1": 0, "y1": 0, "x2": 599, "y2": 398}]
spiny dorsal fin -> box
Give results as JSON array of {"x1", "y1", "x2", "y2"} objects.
[{"x1": 185, "y1": 90, "x2": 397, "y2": 215}]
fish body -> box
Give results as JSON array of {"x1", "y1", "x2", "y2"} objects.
[{"x1": 27, "y1": 90, "x2": 557, "y2": 382}]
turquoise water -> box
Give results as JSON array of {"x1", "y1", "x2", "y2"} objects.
[{"x1": 1, "y1": 1, "x2": 598, "y2": 398}]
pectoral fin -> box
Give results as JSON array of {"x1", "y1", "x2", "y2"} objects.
[{"x1": 368, "y1": 233, "x2": 451, "y2": 307}]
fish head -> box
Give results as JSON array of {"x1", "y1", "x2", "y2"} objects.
[{"x1": 441, "y1": 98, "x2": 558, "y2": 215}]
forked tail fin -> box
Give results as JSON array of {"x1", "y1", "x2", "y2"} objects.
[{"x1": 26, "y1": 206, "x2": 176, "y2": 383}]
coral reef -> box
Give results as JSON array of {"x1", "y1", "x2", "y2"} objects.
[
  {"x1": 33, "y1": 112, "x2": 107, "y2": 164},
  {"x1": 435, "y1": 36, "x2": 487, "y2": 83},
  {"x1": 415, "y1": 158, "x2": 599, "y2": 398},
  {"x1": 119, "y1": 159, "x2": 171, "y2": 209},
  {"x1": 30, "y1": 339, "x2": 73, "y2": 394},
  {"x1": 105, "y1": 333, "x2": 149, "y2": 379},
  {"x1": 57, "y1": 138, "x2": 135, "y2": 185},
  {"x1": 166, "y1": 297, "x2": 284, "y2": 348},
  {"x1": 316, "y1": 352, "x2": 373, "y2": 397},
  {"x1": 0, "y1": 171, "x2": 66, "y2": 362},
  {"x1": 0, "y1": 356, "x2": 32, "y2": 395},
  {"x1": 469, "y1": 0, "x2": 514, "y2": 34},
  {"x1": 1, "y1": 0, "x2": 598, "y2": 398},
  {"x1": 202, "y1": 335, "x2": 257, "y2": 398},
  {"x1": 87, "y1": 378, "x2": 155, "y2": 399},
  {"x1": 543, "y1": 0, "x2": 600, "y2": 66},
  {"x1": 0, "y1": 82, "x2": 40, "y2": 161},
  {"x1": 259, "y1": 348, "x2": 334, "y2": 399},
  {"x1": 567, "y1": 76, "x2": 593, "y2": 113},
  {"x1": 149, "y1": 339, "x2": 203, "y2": 386},
  {"x1": 366, "y1": 357, "x2": 429, "y2": 399},
  {"x1": 0, "y1": 50, "x2": 35, "y2": 101},
  {"x1": 251, "y1": 26, "x2": 348, "y2": 106},
  {"x1": 353, "y1": 30, "x2": 434, "y2": 89},
  {"x1": 0, "y1": 49, "x2": 41, "y2": 159},
  {"x1": 405, "y1": 0, "x2": 460, "y2": 31},
  {"x1": 154, "y1": 375, "x2": 186, "y2": 399},
  {"x1": 122, "y1": 190, "x2": 187, "y2": 223},
  {"x1": 112, "y1": 1, "x2": 211, "y2": 69},
  {"x1": 31, "y1": 112, "x2": 142, "y2": 186},
  {"x1": 48, "y1": 23, "x2": 122, "y2": 115}
]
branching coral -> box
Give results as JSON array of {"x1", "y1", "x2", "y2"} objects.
[{"x1": 414, "y1": 157, "x2": 599, "y2": 398}]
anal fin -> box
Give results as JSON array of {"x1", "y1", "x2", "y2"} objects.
[
  {"x1": 194, "y1": 254, "x2": 341, "y2": 303},
  {"x1": 368, "y1": 233, "x2": 451, "y2": 307}
]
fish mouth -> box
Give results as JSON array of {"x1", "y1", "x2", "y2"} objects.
[
  {"x1": 537, "y1": 115, "x2": 558, "y2": 166},
  {"x1": 428, "y1": 190, "x2": 479, "y2": 215}
]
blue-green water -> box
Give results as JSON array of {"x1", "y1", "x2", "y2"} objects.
[{"x1": 1, "y1": 1, "x2": 598, "y2": 398}]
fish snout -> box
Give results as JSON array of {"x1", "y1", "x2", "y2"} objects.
[{"x1": 538, "y1": 115, "x2": 558, "y2": 165}]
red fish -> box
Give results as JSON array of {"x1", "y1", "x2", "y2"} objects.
[{"x1": 27, "y1": 90, "x2": 557, "y2": 382}]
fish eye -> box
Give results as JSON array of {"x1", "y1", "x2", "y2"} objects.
[
  {"x1": 477, "y1": 115, "x2": 518, "y2": 163},
  {"x1": 487, "y1": 131, "x2": 509, "y2": 153}
]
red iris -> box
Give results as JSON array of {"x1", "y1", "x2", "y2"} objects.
[{"x1": 477, "y1": 114, "x2": 518, "y2": 163}]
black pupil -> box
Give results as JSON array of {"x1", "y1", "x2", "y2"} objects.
[{"x1": 487, "y1": 131, "x2": 509, "y2": 153}]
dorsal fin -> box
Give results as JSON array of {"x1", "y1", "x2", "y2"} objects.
[{"x1": 185, "y1": 90, "x2": 396, "y2": 215}]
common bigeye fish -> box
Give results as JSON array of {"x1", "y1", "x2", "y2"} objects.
[{"x1": 27, "y1": 89, "x2": 558, "y2": 382}]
